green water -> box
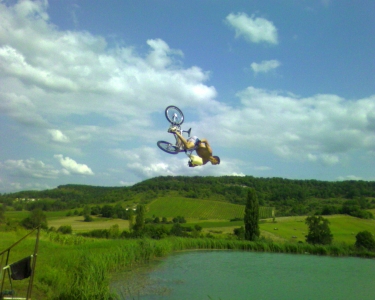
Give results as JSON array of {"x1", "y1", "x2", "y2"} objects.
[{"x1": 113, "y1": 251, "x2": 375, "y2": 299}]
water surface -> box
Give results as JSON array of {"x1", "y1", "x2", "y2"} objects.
[{"x1": 112, "y1": 251, "x2": 375, "y2": 299}]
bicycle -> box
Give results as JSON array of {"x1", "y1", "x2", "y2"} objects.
[{"x1": 157, "y1": 105, "x2": 192, "y2": 153}]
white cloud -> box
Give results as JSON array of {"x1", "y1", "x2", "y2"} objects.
[
  {"x1": 0, "y1": 0, "x2": 218, "y2": 151},
  {"x1": 197, "y1": 87, "x2": 375, "y2": 163},
  {"x1": 48, "y1": 129, "x2": 69, "y2": 143},
  {"x1": 321, "y1": 154, "x2": 339, "y2": 166},
  {"x1": 337, "y1": 175, "x2": 362, "y2": 181},
  {"x1": 146, "y1": 39, "x2": 183, "y2": 69},
  {"x1": 0, "y1": 91, "x2": 47, "y2": 127},
  {"x1": 111, "y1": 147, "x2": 245, "y2": 180},
  {"x1": 226, "y1": 12, "x2": 278, "y2": 44},
  {"x1": 54, "y1": 154, "x2": 94, "y2": 175},
  {"x1": 251, "y1": 60, "x2": 280, "y2": 74},
  {"x1": 0, "y1": 158, "x2": 59, "y2": 179}
]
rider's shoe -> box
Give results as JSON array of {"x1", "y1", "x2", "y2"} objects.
[{"x1": 168, "y1": 126, "x2": 178, "y2": 133}]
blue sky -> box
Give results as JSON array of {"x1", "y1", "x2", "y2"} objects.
[{"x1": 0, "y1": 0, "x2": 374, "y2": 193}]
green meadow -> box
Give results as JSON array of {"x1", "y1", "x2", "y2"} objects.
[
  {"x1": 146, "y1": 197, "x2": 273, "y2": 219},
  {"x1": 260, "y1": 215, "x2": 375, "y2": 244},
  {"x1": 2, "y1": 198, "x2": 375, "y2": 299},
  {"x1": 48, "y1": 216, "x2": 130, "y2": 233},
  {"x1": 2, "y1": 229, "x2": 374, "y2": 300}
]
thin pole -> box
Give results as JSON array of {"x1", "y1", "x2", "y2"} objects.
[
  {"x1": 26, "y1": 226, "x2": 40, "y2": 299},
  {"x1": 0, "y1": 249, "x2": 11, "y2": 296}
]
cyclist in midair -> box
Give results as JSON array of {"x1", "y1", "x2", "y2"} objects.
[{"x1": 168, "y1": 127, "x2": 220, "y2": 167}]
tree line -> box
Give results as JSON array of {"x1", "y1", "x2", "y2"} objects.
[{"x1": 1, "y1": 176, "x2": 374, "y2": 218}]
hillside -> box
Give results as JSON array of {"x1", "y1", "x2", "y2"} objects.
[
  {"x1": 1, "y1": 176, "x2": 375, "y2": 217},
  {"x1": 146, "y1": 197, "x2": 274, "y2": 219}
]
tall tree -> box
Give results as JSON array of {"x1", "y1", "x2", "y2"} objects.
[
  {"x1": 134, "y1": 204, "x2": 146, "y2": 231},
  {"x1": 305, "y1": 215, "x2": 333, "y2": 245},
  {"x1": 128, "y1": 209, "x2": 135, "y2": 231},
  {"x1": 244, "y1": 188, "x2": 260, "y2": 241}
]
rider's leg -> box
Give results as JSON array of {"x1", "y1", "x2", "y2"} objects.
[{"x1": 172, "y1": 130, "x2": 195, "y2": 149}]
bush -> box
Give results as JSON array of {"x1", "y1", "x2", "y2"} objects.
[
  {"x1": 230, "y1": 217, "x2": 242, "y2": 222},
  {"x1": 321, "y1": 205, "x2": 339, "y2": 215},
  {"x1": 172, "y1": 216, "x2": 186, "y2": 223},
  {"x1": 355, "y1": 231, "x2": 375, "y2": 250},
  {"x1": 21, "y1": 209, "x2": 48, "y2": 229},
  {"x1": 233, "y1": 226, "x2": 245, "y2": 240},
  {"x1": 84, "y1": 215, "x2": 93, "y2": 222},
  {"x1": 57, "y1": 225, "x2": 73, "y2": 234}
]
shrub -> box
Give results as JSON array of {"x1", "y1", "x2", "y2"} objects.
[
  {"x1": 84, "y1": 215, "x2": 93, "y2": 222},
  {"x1": 57, "y1": 225, "x2": 72, "y2": 234},
  {"x1": 21, "y1": 209, "x2": 48, "y2": 229},
  {"x1": 233, "y1": 226, "x2": 245, "y2": 240},
  {"x1": 355, "y1": 231, "x2": 375, "y2": 250}
]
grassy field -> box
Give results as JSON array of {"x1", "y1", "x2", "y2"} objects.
[
  {"x1": 146, "y1": 197, "x2": 274, "y2": 220},
  {"x1": 260, "y1": 215, "x2": 375, "y2": 244},
  {"x1": 6, "y1": 205, "x2": 375, "y2": 245},
  {"x1": 2, "y1": 212, "x2": 375, "y2": 299},
  {"x1": 48, "y1": 216, "x2": 130, "y2": 232},
  {"x1": 43, "y1": 213, "x2": 375, "y2": 246},
  {"x1": 146, "y1": 197, "x2": 244, "y2": 219},
  {"x1": 180, "y1": 215, "x2": 375, "y2": 244}
]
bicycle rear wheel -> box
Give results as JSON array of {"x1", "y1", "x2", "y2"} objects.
[
  {"x1": 165, "y1": 106, "x2": 184, "y2": 125},
  {"x1": 157, "y1": 141, "x2": 180, "y2": 154}
]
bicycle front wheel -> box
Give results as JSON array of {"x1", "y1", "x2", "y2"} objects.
[
  {"x1": 165, "y1": 106, "x2": 184, "y2": 125},
  {"x1": 157, "y1": 141, "x2": 180, "y2": 154}
]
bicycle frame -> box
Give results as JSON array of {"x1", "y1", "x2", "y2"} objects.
[
  {"x1": 168, "y1": 124, "x2": 194, "y2": 154},
  {"x1": 157, "y1": 105, "x2": 197, "y2": 157}
]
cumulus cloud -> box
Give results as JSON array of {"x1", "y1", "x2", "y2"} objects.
[
  {"x1": 146, "y1": 39, "x2": 183, "y2": 69},
  {"x1": 0, "y1": 1, "x2": 215, "y2": 97},
  {"x1": 111, "y1": 147, "x2": 245, "y2": 180},
  {"x1": 251, "y1": 60, "x2": 280, "y2": 74},
  {"x1": 0, "y1": 92, "x2": 47, "y2": 127},
  {"x1": 198, "y1": 87, "x2": 375, "y2": 163},
  {"x1": 54, "y1": 154, "x2": 94, "y2": 175},
  {"x1": 0, "y1": 158, "x2": 59, "y2": 179},
  {"x1": 48, "y1": 129, "x2": 69, "y2": 143},
  {"x1": 226, "y1": 12, "x2": 278, "y2": 44},
  {"x1": 0, "y1": 0, "x2": 217, "y2": 145}
]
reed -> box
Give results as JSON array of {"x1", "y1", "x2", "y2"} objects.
[{"x1": 2, "y1": 231, "x2": 375, "y2": 299}]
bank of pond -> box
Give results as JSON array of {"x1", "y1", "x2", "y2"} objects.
[{"x1": 2, "y1": 232, "x2": 375, "y2": 299}]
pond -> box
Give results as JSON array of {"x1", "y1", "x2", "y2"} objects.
[{"x1": 112, "y1": 251, "x2": 375, "y2": 300}]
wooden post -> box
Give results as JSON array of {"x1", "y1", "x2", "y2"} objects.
[{"x1": 26, "y1": 226, "x2": 40, "y2": 299}]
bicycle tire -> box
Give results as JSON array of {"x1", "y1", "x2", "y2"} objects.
[
  {"x1": 157, "y1": 141, "x2": 180, "y2": 154},
  {"x1": 165, "y1": 106, "x2": 184, "y2": 125}
]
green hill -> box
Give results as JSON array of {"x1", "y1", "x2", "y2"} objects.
[
  {"x1": 1, "y1": 175, "x2": 374, "y2": 218},
  {"x1": 146, "y1": 197, "x2": 274, "y2": 219},
  {"x1": 146, "y1": 197, "x2": 244, "y2": 219}
]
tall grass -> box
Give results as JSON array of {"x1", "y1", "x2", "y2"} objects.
[{"x1": 2, "y1": 231, "x2": 374, "y2": 299}]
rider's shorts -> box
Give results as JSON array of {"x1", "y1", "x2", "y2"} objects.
[{"x1": 187, "y1": 136, "x2": 200, "y2": 149}]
